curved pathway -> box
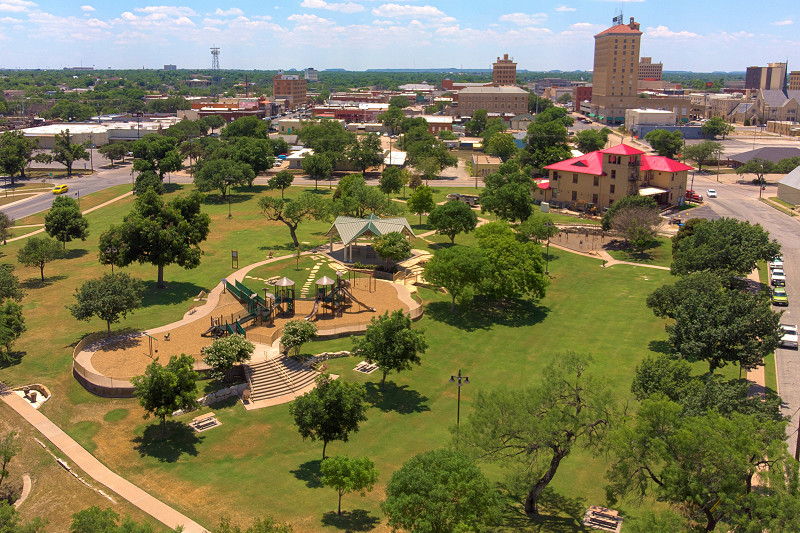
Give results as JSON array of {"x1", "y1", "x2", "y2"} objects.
[{"x1": 0, "y1": 386, "x2": 207, "y2": 533}]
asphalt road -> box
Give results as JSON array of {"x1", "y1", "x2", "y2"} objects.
[{"x1": 691, "y1": 174, "x2": 800, "y2": 450}]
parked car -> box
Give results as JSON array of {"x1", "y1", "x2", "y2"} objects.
[
  {"x1": 52, "y1": 184, "x2": 68, "y2": 195},
  {"x1": 771, "y1": 268, "x2": 787, "y2": 286},
  {"x1": 685, "y1": 190, "x2": 703, "y2": 202},
  {"x1": 706, "y1": 189, "x2": 717, "y2": 198},
  {"x1": 772, "y1": 287, "x2": 789, "y2": 306},
  {"x1": 769, "y1": 257, "x2": 784, "y2": 270},
  {"x1": 780, "y1": 324, "x2": 799, "y2": 349}
]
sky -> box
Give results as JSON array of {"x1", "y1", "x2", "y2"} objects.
[{"x1": 0, "y1": 0, "x2": 798, "y2": 72}]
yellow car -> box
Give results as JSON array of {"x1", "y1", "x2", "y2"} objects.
[{"x1": 52, "y1": 184, "x2": 68, "y2": 195}]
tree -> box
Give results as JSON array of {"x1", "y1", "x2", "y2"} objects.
[
  {"x1": 427, "y1": 200, "x2": 478, "y2": 243},
  {"x1": 601, "y1": 194, "x2": 657, "y2": 231},
  {"x1": 131, "y1": 354, "x2": 199, "y2": 435},
  {"x1": 0, "y1": 212, "x2": 13, "y2": 245},
  {"x1": 377, "y1": 106, "x2": 404, "y2": 134},
  {"x1": 516, "y1": 212, "x2": 559, "y2": 244},
  {"x1": 701, "y1": 116, "x2": 735, "y2": 139},
  {"x1": 281, "y1": 319, "x2": 317, "y2": 357},
  {"x1": 480, "y1": 162, "x2": 533, "y2": 222},
  {"x1": 644, "y1": 129, "x2": 683, "y2": 158},
  {"x1": 17, "y1": 236, "x2": 63, "y2": 281},
  {"x1": 203, "y1": 334, "x2": 255, "y2": 380},
  {"x1": 267, "y1": 170, "x2": 294, "y2": 199},
  {"x1": 110, "y1": 189, "x2": 211, "y2": 288},
  {"x1": 0, "y1": 501, "x2": 46, "y2": 533},
  {"x1": 524, "y1": 120, "x2": 572, "y2": 171},
  {"x1": 382, "y1": 449, "x2": 500, "y2": 533},
  {"x1": 574, "y1": 129, "x2": 607, "y2": 153},
  {"x1": 52, "y1": 129, "x2": 89, "y2": 177},
  {"x1": 97, "y1": 142, "x2": 129, "y2": 167},
  {"x1": 321, "y1": 455, "x2": 378, "y2": 516},
  {"x1": 485, "y1": 132, "x2": 517, "y2": 160},
  {"x1": 671, "y1": 217, "x2": 780, "y2": 281},
  {"x1": 389, "y1": 95, "x2": 411, "y2": 108},
  {"x1": 424, "y1": 246, "x2": 488, "y2": 311},
  {"x1": 474, "y1": 222, "x2": 548, "y2": 301},
  {"x1": 534, "y1": 107, "x2": 573, "y2": 128},
  {"x1": 557, "y1": 92, "x2": 573, "y2": 104},
  {"x1": 134, "y1": 170, "x2": 164, "y2": 195},
  {"x1": 0, "y1": 301, "x2": 25, "y2": 355},
  {"x1": 297, "y1": 120, "x2": 355, "y2": 164},
  {"x1": 461, "y1": 353, "x2": 612, "y2": 516},
  {"x1": 302, "y1": 153, "x2": 333, "y2": 190},
  {"x1": 528, "y1": 93, "x2": 554, "y2": 114},
  {"x1": 465, "y1": 109, "x2": 488, "y2": 137},
  {"x1": 221, "y1": 115, "x2": 270, "y2": 139},
  {"x1": 212, "y1": 515, "x2": 294, "y2": 533},
  {"x1": 671, "y1": 216, "x2": 705, "y2": 253},
  {"x1": 69, "y1": 505, "x2": 165, "y2": 533},
  {"x1": 378, "y1": 166, "x2": 402, "y2": 198},
  {"x1": 406, "y1": 185, "x2": 434, "y2": 224},
  {"x1": 0, "y1": 265, "x2": 23, "y2": 303},
  {"x1": 346, "y1": 134, "x2": 384, "y2": 173},
  {"x1": 611, "y1": 205, "x2": 662, "y2": 253},
  {"x1": 646, "y1": 271, "x2": 782, "y2": 373},
  {"x1": 0, "y1": 131, "x2": 37, "y2": 184},
  {"x1": 289, "y1": 374, "x2": 368, "y2": 459},
  {"x1": 372, "y1": 231, "x2": 410, "y2": 268},
  {"x1": 194, "y1": 158, "x2": 254, "y2": 197},
  {"x1": 68, "y1": 273, "x2": 144, "y2": 333},
  {"x1": 44, "y1": 195, "x2": 88, "y2": 249},
  {"x1": 606, "y1": 397, "x2": 791, "y2": 532},
  {"x1": 352, "y1": 310, "x2": 426, "y2": 387},
  {"x1": 131, "y1": 134, "x2": 182, "y2": 181},
  {"x1": 776, "y1": 156, "x2": 800, "y2": 174},
  {"x1": 0, "y1": 431, "x2": 19, "y2": 488},
  {"x1": 228, "y1": 137, "x2": 276, "y2": 178},
  {"x1": 735, "y1": 157, "x2": 777, "y2": 189},
  {"x1": 259, "y1": 192, "x2": 328, "y2": 248},
  {"x1": 42, "y1": 100, "x2": 94, "y2": 121},
  {"x1": 683, "y1": 140, "x2": 724, "y2": 172}
]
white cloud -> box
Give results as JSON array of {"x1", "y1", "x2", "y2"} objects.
[
  {"x1": 371, "y1": 4, "x2": 445, "y2": 18},
  {"x1": 301, "y1": 0, "x2": 364, "y2": 13},
  {"x1": 80, "y1": 5, "x2": 94, "y2": 12},
  {"x1": 0, "y1": 0, "x2": 36, "y2": 13},
  {"x1": 772, "y1": 19, "x2": 793, "y2": 26},
  {"x1": 0, "y1": 15, "x2": 20, "y2": 22},
  {"x1": 645, "y1": 25, "x2": 698, "y2": 39},
  {"x1": 555, "y1": 5, "x2": 575, "y2": 12},
  {"x1": 498, "y1": 12, "x2": 547, "y2": 26},
  {"x1": 134, "y1": 6, "x2": 197, "y2": 17},
  {"x1": 214, "y1": 7, "x2": 244, "y2": 16},
  {"x1": 373, "y1": 19, "x2": 393, "y2": 25},
  {"x1": 288, "y1": 13, "x2": 335, "y2": 25},
  {"x1": 202, "y1": 17, "x2": 224, "y2": 26}
]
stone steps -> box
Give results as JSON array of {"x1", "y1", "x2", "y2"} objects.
[{"x1": 246, "y1": 356, "x2": 318, "y2": 402}]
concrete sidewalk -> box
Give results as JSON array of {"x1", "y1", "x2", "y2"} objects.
[{"x1": 0, "y1": 386, "x2": 207, "y2": 533}]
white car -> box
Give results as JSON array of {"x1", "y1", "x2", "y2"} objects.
[
  {"x1": 771, "y1": 269, "x2": 786, "y2": 286},
  {"x1": 707, "y1": 189, "x2": 717, "y2": 198},
  {"x1": 770, "y1": 259, "x2": 784, "y2": 270},
  {"x1": 780, "y1": 324, "x2": 799, "y2": 349}
]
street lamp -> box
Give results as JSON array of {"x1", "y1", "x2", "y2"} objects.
[
  {"x1": 545, "y1": 221, "x2": 555, "y2": 275},
  {"x1": 104, "y1": 246, "x2": 118, "y2": 274},
  {"x1": 449, "y1": 369, "x2": 470, "y2": 446}
]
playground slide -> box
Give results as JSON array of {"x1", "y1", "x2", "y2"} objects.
[
  {"x1": 304, "y1": 297, "x2": 322, "y2": 321},
  {"x1": 201, "y1": 324, "x2": 222, "y2": 337},
  {"x1": 339, "y1": 286, "x2": 376, "y2": 312}
]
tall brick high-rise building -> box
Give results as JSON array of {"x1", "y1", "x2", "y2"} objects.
[
  {"x1": 588, "y1": 17, "x2": 642, "y2": 124},
  {"x1": 492, "y1": 54, "x2": 517, "y2": 86},
  {"x1": 273, "y1": 71, "x2": 307, "y2": 110},
  {"x1": 638, "y1": 57, "x2": 662, "y2": 81}
]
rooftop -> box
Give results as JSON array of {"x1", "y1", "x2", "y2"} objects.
[{"x1": 458, "y1": 86, "x2": 529, "y2": 95}]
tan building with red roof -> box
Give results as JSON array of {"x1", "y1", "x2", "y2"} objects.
[{"x1": 538, "y1": 143, "x2": 692, "y2": 209}]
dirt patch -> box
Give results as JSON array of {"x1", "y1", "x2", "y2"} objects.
[{"x1": 90, "y1": 281, "x2": 409, "y2": 379}]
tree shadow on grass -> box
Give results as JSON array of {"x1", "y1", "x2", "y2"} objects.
[
  {"x1": 132, "y1": 420, "x2": 202, "y2": 463},
  {"x1": 0, "y1": 350, "x2": 25, "y2": 370},
  {"x1": 648, "y1": 339, "x2": 671, "y2": 355},
  {"x1": 364, "y1": 381, "x2": 430, "y2": 414},
  {"x1": 291, "y1": 459, "x2": 323, "y2": 488},
  {"x1": 495, "y1": 485, "x2": 589, "y2": 533},
  {"x1": 203, "y1": 191, "x2": 255, "y2": 205},
  {"x1": 141, "y1": 280, "x2": 206, "y2": 308},
  {"x1": 426, "y1": 299, "x2": 549, "y2": 332},
  {"x1": 63, "y1": 248, "x2": 88, "y2": 259},
  {"x1": 21, "y1": 274, "x2": 67, "y2": 289},
  {"x1": 321, "y1": 509, "x2": 380, "y2": 532}
]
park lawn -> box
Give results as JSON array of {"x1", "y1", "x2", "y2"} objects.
[
  {"x1": 245, "y1": 255, "x2": 343, "y2": 291},
  {"x1": 0, "y1": 192, "x2": 41, "y2": 208},
  {"x1": 43, "y1": 246, "x2": 677, "y2": 532},
  {"x1": 606, "y1": 237, "x2": 673, "y2": 268}
]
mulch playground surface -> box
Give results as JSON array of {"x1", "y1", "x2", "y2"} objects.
[{"x1": 92, "y1": 280, "x2": 409, "y2": 379}]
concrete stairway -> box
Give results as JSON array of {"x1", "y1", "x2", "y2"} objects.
[{"x1": 245, "y1": 356, "x2": 319, "y2": 402}]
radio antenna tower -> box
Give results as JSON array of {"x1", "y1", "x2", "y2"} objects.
[{"x1": 211, "y1": 46, "x2": 220, "y2": 98}]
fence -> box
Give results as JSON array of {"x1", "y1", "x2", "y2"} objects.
[{"x1": 72, "y1": 333, "x2": 137, "y2": 398}]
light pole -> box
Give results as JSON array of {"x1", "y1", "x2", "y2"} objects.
[
  {"x1": 226, "y1": 177, "x2": 233, "y2": 218},
  {"x1": 105, "y1": 246, "x2": 118, "y2": 274},
  {"x1": 449, "y1": 369, "x2": 469, "y2": 446},
  {"x1": 545, "y1": 221, "x2": 555, "y2": 275}
]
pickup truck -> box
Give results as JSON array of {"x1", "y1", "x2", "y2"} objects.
[
  {"x1": 780, "y1": 324, "x2": 799, "y2": 349},
  {"x1": 685, "y1": 190, "x2": 703, "y2": 202},
  {"x1": 771, "y1": 268, "x2": 787, "y2": 286}
]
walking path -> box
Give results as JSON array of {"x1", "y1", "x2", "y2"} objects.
[
  {"x1": 745, "y1": 267, "x2": 768, "y2": 399},
  {"x1": 0, "y1": 386, "x2": 208, "y2": 533}
]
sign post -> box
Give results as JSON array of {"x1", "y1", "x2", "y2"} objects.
[{"x1": 231, "y1": 250, "x2": 238, "y2": 270}]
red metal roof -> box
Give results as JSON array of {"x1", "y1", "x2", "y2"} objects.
[
  {"x1": 641, "y1": 155, "x2": 695, "y2": 172},
  {"x1": 601, "y1": 144, "x2": 644, "y2": 156},
  {"x1": 595, "y1": 24, "x2": 642, "y2": 37},
  {"x1": 544, "y1": 152, "x2": 605, "y2": 176}
]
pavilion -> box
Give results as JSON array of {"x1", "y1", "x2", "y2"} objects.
[{"x1": 326, "y1": 214, "x2": 415, "y2": 263}]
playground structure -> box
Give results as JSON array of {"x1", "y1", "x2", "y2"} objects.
[
  {"x1": 271, "y1": 277, "x2": 295, "y2": 317},
  {"x1": 304, "y1": 275, "x2": 377, "y2": 321},
  {"x1": 202, "y1": 279, "x2": 276, "y2": 338}
]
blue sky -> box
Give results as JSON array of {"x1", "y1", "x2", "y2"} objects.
[{"x1": 0, "y1": 0, "x2": 798, "y2": 72}]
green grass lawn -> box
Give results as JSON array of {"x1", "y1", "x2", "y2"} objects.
[
  {"x1": 0, "y1": 181, "x2": 737, "y2": 532},
  {"x1": 606, "y1": 237, "x2": 673, "y2": 268}
]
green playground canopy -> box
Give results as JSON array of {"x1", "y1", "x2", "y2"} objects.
[{"x1": 326, "y1": 214, "x2": 415, "y2": 246}]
